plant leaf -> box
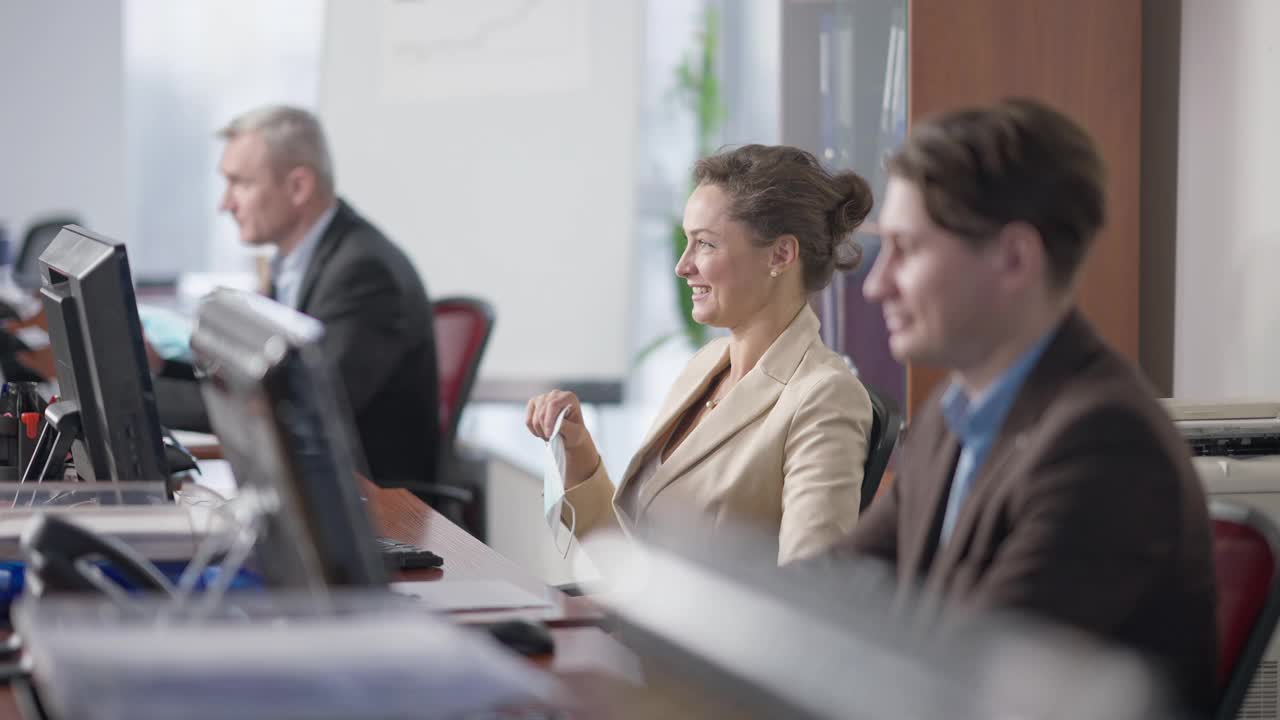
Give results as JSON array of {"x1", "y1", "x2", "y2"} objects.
[{"x1": 633, "y1": 331, "x2": 678, "y2": 367}]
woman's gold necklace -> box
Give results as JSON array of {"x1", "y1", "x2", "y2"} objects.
[{"x1": 705, "y1": 371, "x2": 730, "y2": 410}]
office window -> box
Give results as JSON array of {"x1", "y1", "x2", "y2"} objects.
[{"x1": 124, "y1": 0, "x2": 324, "y2": 279}]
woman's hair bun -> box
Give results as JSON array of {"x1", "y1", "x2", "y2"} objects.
[
  {"x1": 828, "y1": 171, "x2": 873, "y2": 272},
  {"x1": 830, "y1": 171, "x2": 874, "y2": 238}
]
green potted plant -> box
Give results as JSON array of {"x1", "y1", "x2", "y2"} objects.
[{"x1": 640, "y1": 6, "x2": 724, "y2": 360}]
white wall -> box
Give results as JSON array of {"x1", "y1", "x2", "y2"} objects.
[
  {"x1": 319, "y1": 0, "x2": 642, "y2": 384},
  {"x1": 0, "y1": 1, "x2": 127, "y2": 251},
  {"x1": 1174, "y1": 0, "x2": 1280, "y2": 399}
]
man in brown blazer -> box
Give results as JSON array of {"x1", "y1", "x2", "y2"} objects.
[{"x1": 841, "y1": 98, "x2": 1216, "y2": 714}]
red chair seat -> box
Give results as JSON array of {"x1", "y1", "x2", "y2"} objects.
[{"x1": 1211, "y1": 502, "x2": 1280, "y2": 720}]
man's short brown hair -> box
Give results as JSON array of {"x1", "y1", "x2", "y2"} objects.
[{"x1": 886, "y1": 97, "x2": 1106, "y2": 289}]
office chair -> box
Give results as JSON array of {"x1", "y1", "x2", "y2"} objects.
[
  {"x1": 402, "y1": 296, "x2": 495, "y2": 537},
  {"x1": 1211, "y1": 500, "x2": 1280, "y2": 720},
  {"x1": 860, "y1": 383, "x2": 901, "y2": 512},
  {"x1": 432, "y1": 296, "x2": 496, "y2": 458},
  {"x1": 16, "y1": 215, "x2": 79, "y2": 288}
]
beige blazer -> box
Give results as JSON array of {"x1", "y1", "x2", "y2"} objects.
[{"x1": 565, "y1": 305, "x2": 872, "y2": 564}]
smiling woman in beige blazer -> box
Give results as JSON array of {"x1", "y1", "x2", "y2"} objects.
[{"x1": 527, "y1": 145, "x2": 874, "y2": 564}]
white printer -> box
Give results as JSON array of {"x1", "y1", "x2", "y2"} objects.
[
  {"x1": 1163, "y1": 399, "x2": 1280, "y2": 458},
  {"x1": 1163, "y1": 398, "x2": 1280, "y2": 515}
]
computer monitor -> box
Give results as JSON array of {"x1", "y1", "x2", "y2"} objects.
[
  {"x1": 38, "y1": 226, "x2": 168, "y2": 486},
  {"x1": 189, "y1": 288, "x2": 386, "y2": 590}
]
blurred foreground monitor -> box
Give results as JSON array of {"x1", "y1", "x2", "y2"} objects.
[
  {"x1": 13, "y1": 590, "x2": 564, "y2": 720},
  {"x1": 575, "y1": 517, "x2": 1179, "y2": 720}
]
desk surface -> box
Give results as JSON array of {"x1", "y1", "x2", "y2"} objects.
[
  {"x1": 361, "y1": 477, "x2": 604, "y2": 627},
  {"x1": 0, "y1": 480, "x2": 626, "y2": 719}
]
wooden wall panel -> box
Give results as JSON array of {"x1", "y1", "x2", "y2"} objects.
[{"x1": 905, "y1": 0, "x2": 1143, "y2": 415}]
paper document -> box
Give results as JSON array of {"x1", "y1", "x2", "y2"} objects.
[
  {"x1": 192, "y1": 459, "x2": 238, "y2": 499},
  {"x1": 391, "y1": 580, "x2": 553, "y2": 612}
]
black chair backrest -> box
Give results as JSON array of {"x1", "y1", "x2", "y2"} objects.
[
  {"x1": 17, "y1": 216, "x2": 80, "y2": 287},
  {"x1": 861, "y1": 383, "x2": 901, "y2": 512}
]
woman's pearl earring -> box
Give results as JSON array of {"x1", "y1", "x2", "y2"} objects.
[{"x1": 770, "y1": 270, "x2": 779, "y2": 278}]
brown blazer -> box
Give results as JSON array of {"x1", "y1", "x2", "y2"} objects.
[
  {"x1": 842, "y1": 311, "x2": 1216, "y2": 714},
  {"x1": 567, "y1": 305, "x2": 873, "y2": 564}
]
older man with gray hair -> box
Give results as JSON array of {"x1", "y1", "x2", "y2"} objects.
[{"x1": 156, "y1": 105, "x2": 441, "y2": 488}]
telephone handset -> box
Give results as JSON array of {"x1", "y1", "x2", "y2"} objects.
[{"x1": 20, "y1": 514, "x2": 174, "y2": 598}]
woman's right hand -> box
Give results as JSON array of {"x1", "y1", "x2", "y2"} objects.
[
  {"x1": 526, "y1": 390, "x2": 601, "y2": 488},
  {"x1": 526, "y1": 390, "x2": 591, "y2": 447}
]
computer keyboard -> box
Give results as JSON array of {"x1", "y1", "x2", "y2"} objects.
[{"x1": 375, "y1": 536, "x2": 444, "y2": 571}]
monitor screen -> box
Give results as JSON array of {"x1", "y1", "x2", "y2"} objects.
[
  {"x1": 190, "y1": 288, "x2": 386, "y2": 590},
  {"x1": 38, "y1": 225, "x2": 168, "y2": 486}
]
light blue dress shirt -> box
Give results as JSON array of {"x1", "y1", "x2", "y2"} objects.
[
  {"x1": 270, "y1": 204, "x2": 337, "y2": 310},
  {"x1": 937, "y1": 329, "x2": 1056, "y2": 544}
]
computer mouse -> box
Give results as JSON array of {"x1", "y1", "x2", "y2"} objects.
[{"x1": 483, "y1": 619, "x2": 555, "y2": 657}]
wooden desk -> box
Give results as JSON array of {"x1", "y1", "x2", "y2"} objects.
[
  {"x1": 361, "y1": 477, "x2": 605, "y2": 627},
  {"x1": 0, "y1": 479, "x2": 625, "y2": 719}
]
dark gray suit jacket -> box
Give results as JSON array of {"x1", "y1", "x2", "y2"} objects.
[
  {"x1": 840, "y1": 311, "x2": 1216, "y2": 715},
  {"x1": 156, "y1": 200, "x2": 440, "y2": 486}
]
